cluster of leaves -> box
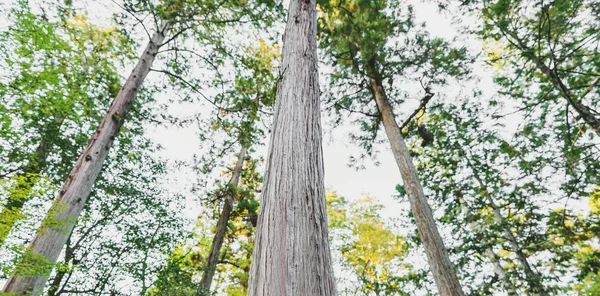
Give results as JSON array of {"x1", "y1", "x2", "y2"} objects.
[
  {"x1": 327, "y1": 191, "x2": 427, "y2": 295},
  {"x1": 317, "y1": 0, "x2": 472, "y2": 166}
]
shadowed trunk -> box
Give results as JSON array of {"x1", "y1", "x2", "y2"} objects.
[
  {"x1": 2, "y1": 23, "x2": 170, "y2": 295},
  {"x1": 199, "y1": 147, "x2": 247, "y2": 293},
  {"x1": 368, "y1": 76, "x2": 464, "y2": 296},
  {"x1": 247, "y1": 0, "x2": 336, "y2": 295}
]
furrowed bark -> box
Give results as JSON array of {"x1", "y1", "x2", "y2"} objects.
[
  {"x1": 199, "y1": 147, "x2": 247, "y2": 293},
  {"x1": 0, "y1": 119, "x2": 62, "y2": 246},
  {"x1": 369, "y1": 77, "x2": 464, "y2": 296},
  {"x1": 2, "y1": 23, "x2": 169, "y2": 295},
  {"x1": 247, "y1": 0, "x2": 336, "y2": 295}
]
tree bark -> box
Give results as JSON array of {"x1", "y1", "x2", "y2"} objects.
[
  {"x1": 2, "y1": 23, "x2": 169, "y2": 295},
  {"x1": 0, "y1": 119, "x2": 62, "y2": 246},
  {"x1": 368, "y1": 77, "x2": 464, "y2": 296},
  {"x1": 199, "y1": 147, "x2": 247, "y2": 293},
  {"x1": 247, "y1": 0, "x2": 336, "y2": 295}
]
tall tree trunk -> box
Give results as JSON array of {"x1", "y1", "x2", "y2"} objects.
[
  {"x1": 247, "y1": 0, "x2": 336, "y2": 295},
  {"x1": 458, "y1": 197, "x2": 518, "y2": 295},
  {"x1": 2, "y1": 23, "x2": 169, "y2": 295},
  {"x1": 368, "y1": 77, "x2": 464, "y2": 296},
  {"x1": 0, "y1": 119, "x2": 62, "y2": 246},
  {"x1": 465, "y1": 157, "x2": 545, "y2": 295},
  {"x1": 199, "y1": 147, "x2": 247, "y2": 294}
]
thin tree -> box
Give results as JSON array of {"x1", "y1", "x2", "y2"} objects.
[
  {"x1": 247, "y1": 0, "x2": 336, "y2": 295},
  {"x1": 0, "y1": 5, "x2": 127, "y2": 247},
  {"x1": 318, "y1": 1, "x2": 466, "y2": 294},
  {"x1": 2, "y1": 23, "x2": 170, "y2": 295},
  {"x1": 199, "y1": 146, "x2": 247, "y2": 293}
]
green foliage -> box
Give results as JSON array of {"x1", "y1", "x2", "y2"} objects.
[
  {"x1": 318, "y1": 0, "x2": 471, "y2": 165},
  {"x1": 0, "y1": 2, "x2": 186, "y2": 294},
  {"x1": 327, "y1": 191, "x2": 425, "y2": 295}
]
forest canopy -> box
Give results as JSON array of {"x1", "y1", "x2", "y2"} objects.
[{"x1": 0, "y1": 0, "x2": 598, "y2": 295}]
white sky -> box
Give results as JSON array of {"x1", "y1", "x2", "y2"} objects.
[
  {"x1": 146, "y1": 0, "x2": 484, "y2": 223},
  {"x1": 0, "y1": 0, "x2": 497, "y2": 293}
]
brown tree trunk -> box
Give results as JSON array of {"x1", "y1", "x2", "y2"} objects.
[
  {"x1": 247, "y1": 0, "x2": 336, "y2": 295},
  {"x1": 199, "y1": 147, "x2": 247, "y2": 294},
  {"x1": 0, "y1": 119, "x2": 62, "y2": 246},
  {"x1": 2, "y1": 23, "x2": 169, "y2": 295},
  {"x1": 369, "y1": 77, "x2": 464, "y2": 296}
]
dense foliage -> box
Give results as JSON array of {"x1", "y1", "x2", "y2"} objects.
[{"x1": 0, "y1": 0, "x2": 597, "y2": 295}]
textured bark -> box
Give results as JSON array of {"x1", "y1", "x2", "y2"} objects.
[
  {"x1": 247, "y1": 0, "x2": 336, "y2": 295},
  {"x1": 199, "y1": 147, "x2": 247, "y2": 293},
  {"x1": 0, "y1": 119, "x2": 62, "y2": 246},
  {"x1": 2, "y1": 24, "x2": 169, "y2": 295},
  {"x1": 369, "y1": 77, "x2": 464, "y2": 296}
]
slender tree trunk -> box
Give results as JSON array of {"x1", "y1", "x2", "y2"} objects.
[
  {"x1": 247, "y1": 0, "x2": 336, "y2": 295},
  {"x1": 485, "y1": 196, "x2": 544, "y2": 296},
  {"x1": 2, "y1": 23, "x2": 169, "y2": 295},
  {"x1": 0, "y1": 119, "x2": 63, "y2": 246},
  {"x1": 458, "y1": 197, "x2": 518, "y2": 295},
  {"x1": 368, "y1": 77, "x2": 464, "y2": 296},
  {"x1": 465, "y1": 157, "x2": 545, "y2": 295},
  {"x1": 199, "y1": 147, "x2": 247, "y2": 293}
]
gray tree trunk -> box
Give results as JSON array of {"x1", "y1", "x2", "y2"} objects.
[
  {"x1": 466, "y1": 157, "x2": 545, "y2": 295},
  {"x1": 247, "y1": 0, "x2": 336, "y2": 295},
  {"x1": 199, "y1": 147, "x2": 247, "y2": 293},
  {"x1": 486, "y1": 195, "x2": 544, "y2": 295},
  {"x1": 2, "y1": 24, "x2": 169, "y2": 295},
  {"x1": 369, "y1": 77, "x2": 464, "y2": 296},
  {"x1": 458, "y1": 197, "x2": 518, "y2": 295}
]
